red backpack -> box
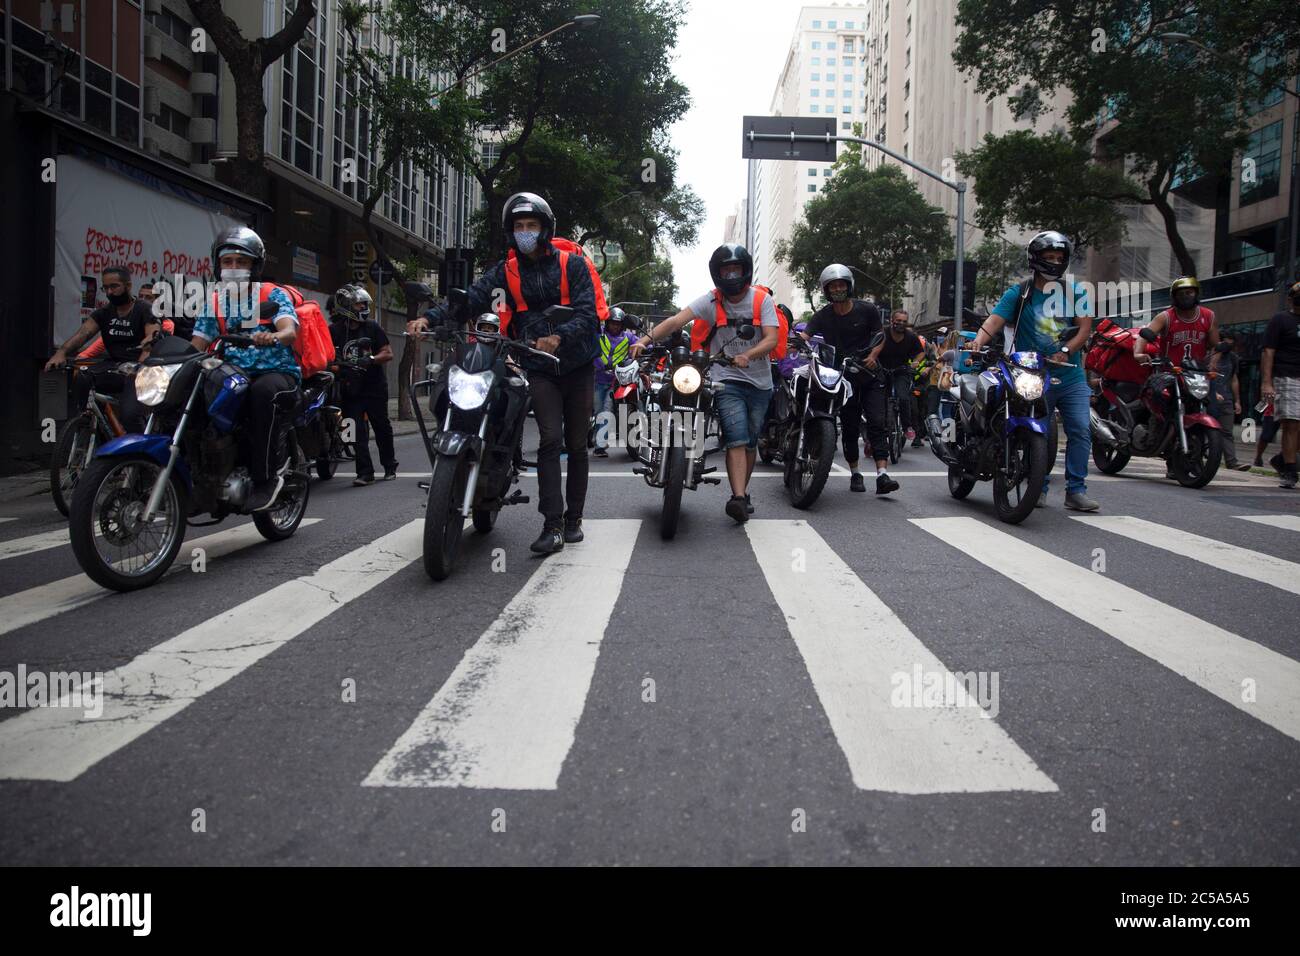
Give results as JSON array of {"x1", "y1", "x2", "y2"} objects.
[
  {"x1": 689, "y1": 284, "x2": 789, "y2": 359},
  {"x1": 1084, "y1": 317, "x2": 1148, "y2": 385},
  {"x1": 495, "y1": 237, "x2": 610, "y2": 333},
  {"x1": 214, "y1": 282, "x2": 336, "y2": 378}
]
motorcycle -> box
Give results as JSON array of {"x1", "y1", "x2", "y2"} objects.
[
  {"x1": 1089, "y1": 328, "x2": 1223, "y2": 487},
  {"x1": 761, "y1": 334, "x2": 848, "y2": 509},
  {"x1": 633, "y1": 343, "x2": 728, "y2": 540},
  {"x1": 924, "y1": 331, "x2": 1070, "y2": 524},
  {"x1": 68, "y1": 333, "x2": 311, "y2": 591},
  {"x1": 306, "y1": 337, "x2": 375, "y2": 480},
  {"x1": 410, "y1": 310, "x2": 560, "y2": 581}
]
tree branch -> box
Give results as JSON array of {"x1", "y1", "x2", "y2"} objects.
[{"x1": 258, "y1": 0, "x2": 318, "y2": 68}]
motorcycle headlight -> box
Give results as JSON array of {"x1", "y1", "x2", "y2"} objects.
[
  {"x1": 1183, "y1": 372, "x2": 1209, "y2": 399},
  {"x1": 1011, "y1": 367, "x2": 1044, "y2": 401},
  {"x1": 448, "y1": 366, "x2": 494, "y2": 410},
  {"x1": 671, "y1": 364, "x2": 702, "y2": 395},
  {"x1": 135, "y1": 364, "x2": 179, "y2": 406},
  {"x1": 816, "y1": 366, "x2": 842, "y2": 389}
]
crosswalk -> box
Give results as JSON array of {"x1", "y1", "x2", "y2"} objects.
[{"x1": 0, "y1": 505, "x2": 1296, "y2": 792}]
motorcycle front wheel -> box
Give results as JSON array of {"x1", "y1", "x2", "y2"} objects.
[
  {"x1": 787, "y1": 418, "x2": 835, "y2": 510},
  {"x1": 424, "y1": 452, "x2": 470, "y2": 580},
  {"x1": 69, "y1": 454, "x2": 187, "y2": 592},
  {"x1": 1170, "y1": 426, "x2": 1221, "y2": 488},
  {"x1": 993, "y1": 428, "x2": 1048, "y2": 524},
  {"x1": 660, "y1": 443, "x2": 687, "y2": 541}
]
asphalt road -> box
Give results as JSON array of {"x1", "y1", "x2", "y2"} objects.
[{"x1": 0, "y1": 426, "x2": 1297, "y2": 865}]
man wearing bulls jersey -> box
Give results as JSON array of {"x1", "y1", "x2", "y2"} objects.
[{"x1": 1135, "y1": 276, "x2": 1219, "y2": 367}]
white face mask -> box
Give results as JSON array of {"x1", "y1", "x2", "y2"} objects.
[{"x1": 223, "y1": 268, "x2": 252, "y2": 281}]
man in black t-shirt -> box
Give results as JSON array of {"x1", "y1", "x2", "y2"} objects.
[
  {"x1": 1261, "y1": 281, "x2": 1300, "y2": 488},
  {"x1": 866, "y1": 308, "x2": 924, "y2": 443},
  {"x1": 802, "y1": 263, "x2": 897, "y2": 494},
  {"x1": 45, "y1": 265, "x2": 157, "y2": 432},
  {"x1": 329, "y1": 284, "x2": 398, "y2": 485}
]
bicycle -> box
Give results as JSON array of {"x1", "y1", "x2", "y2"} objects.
[{"x1": 50, "y1": 359, "x2": 130, "y2": 516}]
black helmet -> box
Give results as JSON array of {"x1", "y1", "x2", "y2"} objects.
[
  {"x1": 606, "y1": 306, "x2": 627, "y2": 327},
  {"x1": 502, "y1": 192, "x2": 555, "y2": 250},
  {"x1": 211, "y1": 225, "x2": 266, "y2": 280},
  {"x1": 334, "y1": 284, "x2": 372, "y2": 323},
  {"x1": 709, "y1": 243, "x2": 753, "y2": 296},
  {"x1": 1026, "y1": 230, "x2": 1072, "y2": 279}
]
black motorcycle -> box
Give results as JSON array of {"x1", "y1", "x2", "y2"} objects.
[
  {"x1": 633, "y1": 344, "x2": 728, "y2": 539},
  {"x1": 410, "y1": 311, "x2": 560, "y2": 581},
  {"x1": 763, "y1": 334, "x2": 847, "y2": 509},
  {"x1": 69, "y1": 333, "x2": 311, "y2": 591}
]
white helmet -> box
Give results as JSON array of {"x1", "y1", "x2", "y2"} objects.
[{"x1": 819, "y1": 263, "x2": 854, "y2": 302}]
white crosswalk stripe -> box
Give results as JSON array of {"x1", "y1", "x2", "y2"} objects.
[
  {"x1": 912, "y1": 516, "x2": 1300, "y2": 743},
  {"x1": 1072, "y1": 515, "x2": 1300, "y2": 595},
  {"x1": 0, "y1": 528, "x2": 71, "y2": 562},
  {"x1": 0, "y1": 519, "x2": 322, "y2": 639},
  {"x1": 0, "y1": 520, "x2": 419, "y2": 781},
  {"x1": 364, "y1": 519, "x2": 640, "y2": 790},
  {"x1": 745, "y1": 520, "x2": 1057, "y2": 794},
  {"x1": 1236, "y1": 514, "x2": 1300, "y2": 534}
]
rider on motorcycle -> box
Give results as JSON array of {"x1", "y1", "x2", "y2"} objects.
[
  {"x1": 593, "y1": 306, "x2": 637, "y2": 458},
  {"x1": 801, "y1": 264, "x2": 892, "y2": 493},
  {"x1": 969, "y1": 230, "x2": 1098, "y2": 512},
  {"x1": 408, "y1": 192, "x2": 600, "y2": 554},
  {"x1": 189, "y1": 225, "x2": 300, "y2": 512},
  {"x1": 1135, "y1": 276, "x2": 1219, "y2": 367},
  {"x1": 864, "y1": 308, "x2": 925, "y2": 453}
]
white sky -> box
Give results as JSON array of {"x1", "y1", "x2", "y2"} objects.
[{"x1": 664, "y1": 0, "x2": 810, "y2": 306}]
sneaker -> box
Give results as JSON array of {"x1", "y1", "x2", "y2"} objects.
[
  {"x1": 563, "y1": 518, "x2": 584, "y2": 543},
  {"x1": 725, "y1": 495, "x2": 749, "y2": 524},
  {"x1": 911, "y1": 437, "x2": 924, "y2": 448},
  {"x1": 593, "y1": 447, "x2": 608, "y2": 458},
  {"x1": 1229, "y1": 462, "x2": 1251, "y2": 472},
  {"x1": 247, "y1": 477, "x2": 284, "y2": 512},
  {"x1": 530, "y1": 526, "x2": 565, "y2": 554},
  {"x1": 876, "y1": 473, "x2": 899, "y2": 495},
  {"x1": 1253, "y1": 457, "x2": 1263, "y2": 467},
  {"x1": 353, "y1": 474, "x2": 375, "y2": 487},
  {"x1": 906, "y1": 428, "x2": 916, "y2": 441},
  {"x1": 850, "y1": 472, "x2": 866, "y2": 493},
  {"x1": 1282, "y1": 470, "x2": 1299, "y2": 490},
  {"x1": 744, "y1": 494, "x2": 754, "y2": 515},
  {"x1": 382, "y1": 464, "x2": 399, "y2": 480},
  {"x1": 1064, "y1": 492, "x2": 1100, "y2": 512},
  {"x1": 1035, "y1": 496, "x2": 1047, "y2": 508}
]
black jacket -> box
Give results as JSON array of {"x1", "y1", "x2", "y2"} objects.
[{"x1": 425, "y1": 243, "x2": 599, "y2": 376}]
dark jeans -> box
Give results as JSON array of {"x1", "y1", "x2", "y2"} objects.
[
  {"x1": 75, "y1": 362, "x2": 144, "y2": 433},
  {"x1": 924, "y1": 384, "x2": 941, "y2": 418},
  {"x1": 343, "y1": 391, "x2": 396, "y2": 478},
  {"x1": 531, "y1": 363, "x2": 593, "y2": 527},
  {"x1": 246, "y1": 371, "x2": 299, "y2": 482},
  {"x1": 840, "y1": 370, "x2": 889, "y2": 465}
]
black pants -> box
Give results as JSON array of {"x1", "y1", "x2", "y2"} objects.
[
  {"x1": 889, "y1": 369, "x2": 914, "y2": 431},
  {"x1": 343, "y1": 391, "x2": 396, "y2": 478},
  {"x1": 839, "y1": 370, "x2": 889, "y2": 465},
  {"x1": 246, "y1": 371, "x2": 298, "y2": 482},
  {"x1": 530, "y1": 363, "x2": 593, "y2": 527},
  {"x1": 924, "y1": 384, "x2": 942, "y2": 418},
  {"x1": 75, "y1": 362, "x2": 144, "y2": 433}
]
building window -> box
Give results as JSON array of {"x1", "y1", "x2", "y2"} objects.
[
  {"x1": 828, "y1": 20, "x2": 837, "y2": 29},
  {"x1": 280, "y1": 0, "x2": 327, "y2": 181},
  {"x1": 845, "y1": 20, "x2": 855, "y2": 29},
  {"x1": 811, "y1": 57, "x2": 820, "y2": 65},
  {"x1": 827, "y1": 57, "x2": 836, "y2": 66},
  {"x1": 812, "y1": 19, "x2": 821, "y2": 28},
  {"x1": 1240, "y1": 120, "x2": 1282, "y2": 206},
  {"x1": 810, "y1": 89, "x2": 819, "y2": 97},
  {"x1": 827, "y1": 89, "x2": 835, "y2": 98},
  {"x1": 842, "y1": 105, "x2": 851, "y2": 114},
  {"x1": 1120, "y1": 246, "x2": 1150, "y2": 277},
  {"x1": 811, "y1": 72, "x2": 820, "y2": 81},
  {"x1": 843, "y1": 73, "x2": 853, "y2": 83},
  {"x1": 1245, "y1": 53, "x2": 1283, "y2": 114},
  {"x1": 808, "y1": 185, "x2": 817, "y2": 193},
  {"x1": 810, "y1": 104, "x2": 819, "y2": 112},
  {"x1": 841, "y1": 120, "x2": 852, "y2": 129},
  {"x1": 812, "y1": 41, "x2": 820, "y2": 50},
  {"x1": 844, "y1": 38, "x2": 854, "y2": 53},
  {"x1": 827, "y1": 41, "x2": 836, "y2": 51}
]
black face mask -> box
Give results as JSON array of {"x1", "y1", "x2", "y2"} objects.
[
  {"x1": 106, "y1": 291, "x2": 131, "y2": 307},
  {"x1": 828, "y1": 290, "x2": 850, "y2": 303}
]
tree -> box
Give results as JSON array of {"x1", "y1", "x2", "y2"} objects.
[
  {"x1": 970, "y1": 236, "x2": 1026, "y2": 308},
  {"x1": 952, "y1": 0, "x2": 1300, "y2": 276},
  {"x1": 605, "y1": 255, "x2": 678, "y2": 312},
  {"x1": 774, "y1": 162, "x2": 949, "y2": 306},
  {"x1": 185, "y1": 0, "x2": 316, "y2": 197}
]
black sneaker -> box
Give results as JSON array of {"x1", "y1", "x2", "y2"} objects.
[
  {"x1": 593, "y1": 447, "x2": 608, "y2": 458},
  {"x1": 382, "y1": 464, "x2": 399, "y2": 481},
  {"x1": 1282, "y1": 470, "x2": 1299, "y2": 490},
  {"x1": 530, "y1": 526, "x2": 565, "y2": 554},
  {"x1": 247, "y1": 477, "x2": 284, "y2": 512},
  {"x1": 911, "y1": 437, "x2": 924, "y2": 448},
  {"x1": 744, "y1": 494, "x2": 754, "y2": 514},
  {"x1": 353, "y1": 474, "x2": 375, "y2": 487},
  {"x1": 876, "y1": 473, "x2": 899, "y2": 495},
  {"x1": 850, "y1": 472, "x2": 866, "y2": 493},
  {"x1": 563, "y1": 518, "x2": 584, "y2": 543},
  {"x1": 725, "y1": 495, "x2": 749, "y2": 524}
]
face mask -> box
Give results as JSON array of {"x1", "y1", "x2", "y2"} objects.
[
  {"x1": 828, "y1": 289, "x2": 849, "y2": 303},
  {"x1": 106, "y1": 291, "x2": 131, "y2": 306},
  {"x1": 223, "y1": 268, "x2": 252, "y2": 281},
  {"x1": 514, "y1": 230, "x2": 540, "y2": 254}
]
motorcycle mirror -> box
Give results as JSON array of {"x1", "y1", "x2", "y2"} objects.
[
  {"x1": 1139, "y1": 327, "x2": 1158, "y2": 343},
  {"x1": 448, "y1": 288, "x2": 469, "y2": 320}
]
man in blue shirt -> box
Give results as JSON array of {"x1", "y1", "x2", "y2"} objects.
[
  {"x1": 969, "y1": 230, "x2": 1099, "y2": 512},
  {"x1": 190, "y1": 226, "x2": 300, "y2": 512}
]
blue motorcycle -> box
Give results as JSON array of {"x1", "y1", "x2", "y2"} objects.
[
  {"x1": 924, "y1": 329, "x2": 1071, "y2": 524},
  {"x1": 69, "y1": 332, "x2": 313, "y2": 591}
]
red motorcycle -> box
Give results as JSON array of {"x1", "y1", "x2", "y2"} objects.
[{"x1": 1087, "y1": 323, "x2": 1223, "y2": 488}]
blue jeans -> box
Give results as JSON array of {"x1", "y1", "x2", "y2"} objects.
[
  {"x1": 715, "y1": 381, "x2": 772, "y2": 449},
  {"x1": 593, "y1": 380, "x2": 613, "y2": 448},
  {"x1": 1044, "y1": 374, "x2": 1091, "y2": 495}
]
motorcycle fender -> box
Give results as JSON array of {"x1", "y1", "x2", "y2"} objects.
[
  {"x1": 1184, "y1": 412, "x2": 1219, "y2": 431},
  {"x1": 613, "y1": 383, "x2": 636, "y2": 400},
  {"x1": 432, "y1": 429, "x2": 480, "y2": 459},
  {"x1": 1004, "y1": 415, "x2": 1047, "y2": 436},
  {"x1": 95, "y1": 433, "x2": 192, "y2": 491}
]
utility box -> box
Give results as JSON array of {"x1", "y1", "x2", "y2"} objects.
[{"x1": 38, "y1": 367, "x2": 76, "y2": 423}]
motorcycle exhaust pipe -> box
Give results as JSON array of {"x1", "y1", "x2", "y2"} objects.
[{"x1": 925, "y1": 414, "x2": 958, "y2": 465}]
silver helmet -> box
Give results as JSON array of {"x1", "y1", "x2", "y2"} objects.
[{"x1": 818, "y1": 263, "x2": 854, "y2": 302}]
